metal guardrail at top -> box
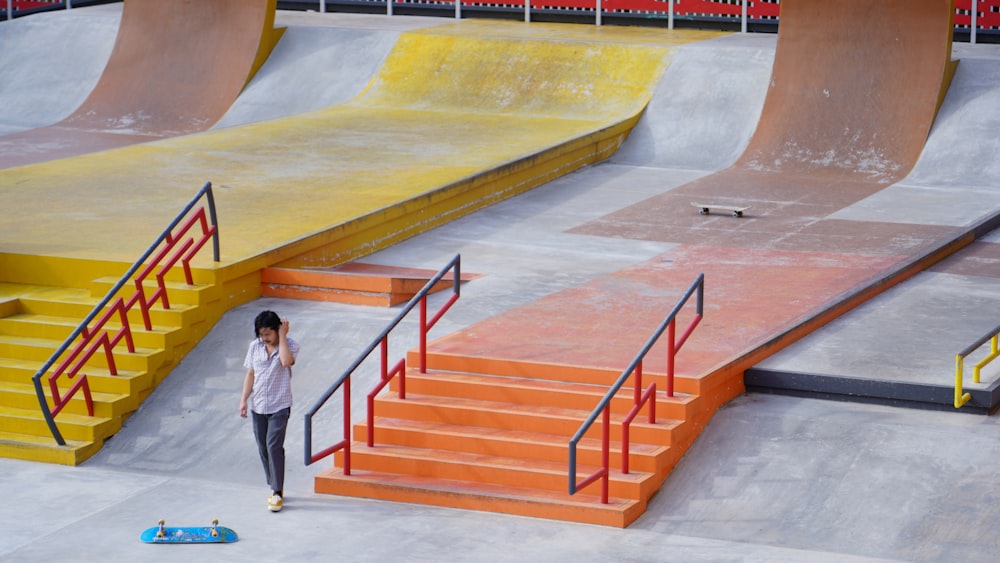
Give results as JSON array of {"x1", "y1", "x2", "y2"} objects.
[
  {"x1": 303, "y1": 254, "x2": 462, "y2": 471},
  {"x1": 3, "y1": 0, "x2": 68, "y2": 18},
  {"x1": 6, "y1": 1, "x2": 998, "y2": 42},
  {"x1": 568, "y1": 273, "x2": 704, "y2": 503},
  {"x1": 32, "y1": 182, "x2": 220, "y2": 446},
  {"x1": 954, "y1": 323, "x2": 1000, "y2": 409},
  {"x1": 291, "y1": 0, "x2": 1000, "y2": 41},
  {"x1": 3, "y1": 1, "x2": 126, "y2": 20}
]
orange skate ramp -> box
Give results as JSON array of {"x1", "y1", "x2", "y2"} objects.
[
  {"x1": 451, "y1": 0, "x2": 959, "y2": 382},
  {"x1": 392, "y1": 0, "x2": 961, "y2": 525},
  {"x1": 579, "y1": 0, "x2": 959, "y2": 247},
  {"x1": 737, "y1": 0, "x2": 957, "y2": 183},
  {"x1": 0, "y1": 0, "x2": 281, "y2": 169}
]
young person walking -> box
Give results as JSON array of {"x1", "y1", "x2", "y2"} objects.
[{"x1": 239, "y1": 310, "x2": 299, "y2": 512}]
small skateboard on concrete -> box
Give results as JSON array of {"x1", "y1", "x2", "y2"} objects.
[
  {"x1": 140, "y1": 519, "x2": 238, "y2": 544},
  {"x1": 691, "y1": 202, "x2": 751, "y2": 217}
]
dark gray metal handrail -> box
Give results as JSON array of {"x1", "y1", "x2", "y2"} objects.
[
  {"x1": 304, "y1": 254, "x2": 461, "y2": 469},
  {"x1": 31, "y1": 182, "x2": 220, "y2": 445},
  {"x1": 568, "y1": 273, "x2": 704, "y2": 498}
]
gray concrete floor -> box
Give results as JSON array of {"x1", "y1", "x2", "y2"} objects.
[
  {"x1": 4, "y1": 155, "x2": 1000, "y2": 562},
  {"x1": 3, "y1": 7, "x2": 1000, "y2": 563}
]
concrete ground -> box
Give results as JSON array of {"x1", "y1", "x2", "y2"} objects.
[
  {"x1": 4, "y1": 154, "x2": 1000, "y2": 562},
  {"x1": 3, "y1": 7, "x2": 1000, "y2": 563}
]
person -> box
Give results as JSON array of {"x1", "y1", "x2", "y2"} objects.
[{"x1": 239, "y1": 310, "x2": 299, "y2": 512}]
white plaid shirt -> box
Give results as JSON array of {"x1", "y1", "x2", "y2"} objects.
[{"x1": 244, "y1": 336, "x2": 300, "y2": 415}]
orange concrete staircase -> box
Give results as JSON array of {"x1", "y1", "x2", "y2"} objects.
[
  {"x1": 313, "y1": 351, "x2": 709, "y2": 527},
  {"x1": 261, "y1": 263, "x2": 479, "y2": 307}
]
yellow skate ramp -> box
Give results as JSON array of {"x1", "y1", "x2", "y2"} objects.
[
  {"x1": 0, "y1": 22, "x2": 723, "y2": 283},
  {"x1": 0, "y1": 20, "x2": 721, "y2": 466}
]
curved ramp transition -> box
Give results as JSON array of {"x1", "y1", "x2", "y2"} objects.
[
  {"x1": 318, "y1": 0, "x2": 962, "y2": 527},
  {"x1": 0, "y1": 0, "x2": 281, "y2": 169},
  {"x1": 0, "y1": 20, "x2": 719, "y2": 469}
]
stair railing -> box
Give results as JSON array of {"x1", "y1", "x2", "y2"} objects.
[
  {"x1": 954, "y1": 322, "x2": 1000, "y2": 408},
  {"x1": 32, "y1": 182, "x2": 220, "y2": 446},
  {"x1": 304, "y1": 254, "x2": 462, "y2": 472},
  {"x1": 568, "y1": 273, "x2": 704, "y2": 502}
]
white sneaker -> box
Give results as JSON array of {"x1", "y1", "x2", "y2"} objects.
[{"x1": 268, "y1": 494, "x2": 283, "y2": 512}]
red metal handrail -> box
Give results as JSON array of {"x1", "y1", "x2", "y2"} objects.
[
  {"x1": 32, "y1": 182, "x2": 220, "y2": 446},
  {"x1": 305, "y1": 254, "x2": 462, "y2": 470},
  {"x1": 568, "y1": 273, "x2": 704, "y2": 502}
]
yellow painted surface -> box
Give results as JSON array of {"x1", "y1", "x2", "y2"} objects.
[
  {"x1": 0, "y1": 22, "x2": 722, "y2": 275},
  {"x1": 0, "y1": 20, "x2": 725, "y2": 465},
  {"x1": 249, "y1": 0, "x2": 285, "y2": 84}
]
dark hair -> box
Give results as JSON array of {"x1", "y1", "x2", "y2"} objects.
[{"x1": 254, "y1": 310, "x2": 281, "y2": 338}]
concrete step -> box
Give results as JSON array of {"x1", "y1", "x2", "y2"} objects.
[
  {"x1": 0, "y1": 357, "x2": 152, "y2": 396},
  {"x1": 0, "y1": 404, "x2": 117, "y2": 443},
  {"x1": 397, "y1": 369, "x2": 698, "y2": 420},
  {"x1": 330, "y1": 441, "x2": 657, "y2": 501},
  {"x1": 16, "y1": 296, "x2": 203, "y2": 328},
  {"x1": 314, "y1": 467, "x2": 646, "y2": 528},
  {"x1": 261, "y1": 263, "x2": 474, "y2": 307},
  {"x1": 415, "y1": 350, "x2": 703, "y2": 395},
  {"x1": 0, "y1": 333, "x2": 165, "y2": 371},
  {"x1": 89, "y1": 277, "x2": 218, "y2": 308},
  {"x1": 0, "y1": 429, "x2": 102, "y2": 466},
  {"x1": 359, "y1": 416, "x2": 670, "y2": 474},
  {"x1": 0, "y1": 312, "x2": 182, "y2": 350},
  {"x1": 372, "y1": 393, "x2": 684, "y2": 446},
  {"x1": 0, "y1": 380, "x2": 134, "y2": 419}
]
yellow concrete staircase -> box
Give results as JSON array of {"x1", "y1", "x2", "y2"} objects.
[
  {"x1": 313, "y1": 351, "x2": 707, "y2": 528},
  {"x1": 0, "y1": 278, "x2": 220, "y2": 466}
]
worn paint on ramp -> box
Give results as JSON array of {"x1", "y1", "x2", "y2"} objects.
[
  {"x1": 0, "y1": 22, "x2": 721, "y2": 271},
  {"x1": 737, "y1": 0, "x2": 957, "y2": 183},
  {"x1": 454, "y1": 0, "x2": 960, "y2": 397},
  {"x1": 0, "y1": 0, "x2": 281, "y2": 169}
]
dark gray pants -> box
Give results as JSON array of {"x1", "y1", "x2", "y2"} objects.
[{"x1": 251, "y1": 407, "x2": 290, "y2": 495}]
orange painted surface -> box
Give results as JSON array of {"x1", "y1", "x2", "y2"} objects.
[
  {"x1": 739, "y1": 0, "x2": 955, "y2": 184},
  {"x1": 260, "y1": 264, "x2": 479, "y2": 306},
  {"x1": 0, "y1": 0, "x2": 280, "y2": 169},
  {"x1": 315, "y1": 0, "x2": 962, "y2": 526}
]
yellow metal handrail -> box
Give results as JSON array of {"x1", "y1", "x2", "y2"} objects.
[{"x1": 954, "y1": 323, "x2": 1000, "y2": 408}]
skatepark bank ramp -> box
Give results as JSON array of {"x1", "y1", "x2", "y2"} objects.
[
  {"x1": 0, "y1": 0, "x2": 282, "y2": 169},
  {"x1": 0, "y1": 18, "x2": 720, "y2": 466},
  {"x1": 308, "y1": 0, "x2": 966, "y2": 526}
]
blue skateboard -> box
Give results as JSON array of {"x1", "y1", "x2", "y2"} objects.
[{"x1": 140, "y1": 519, "x2": 238, "y2": 543}]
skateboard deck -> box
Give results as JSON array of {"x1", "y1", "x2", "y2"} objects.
[
  {"x1": 691, "y1": 202, "x2": 751, "y2": 217},
  {"x1": 140, "y1": 519, "x2": 238, "y2": 544}
]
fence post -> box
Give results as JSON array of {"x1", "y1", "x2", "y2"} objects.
[{"x1": 972, "y1": 0, "x2": 978, "y2": 44}]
